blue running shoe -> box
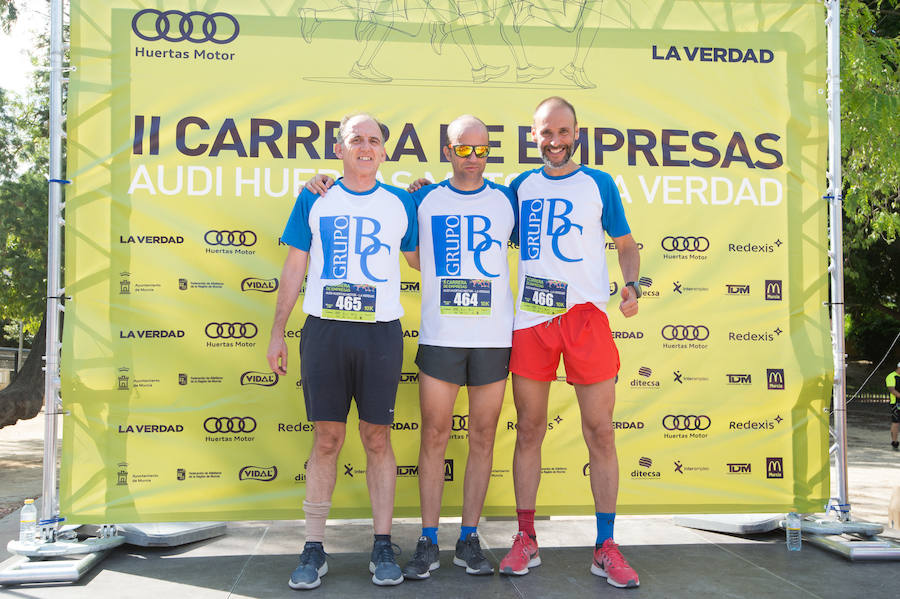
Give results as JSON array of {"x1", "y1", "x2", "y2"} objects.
[
  {"x1": 369, "y1": 539, "x2": 403, "y2": 586},
  {"x1": 289, "y1": 541, "x2": 328, "y2": 590}
]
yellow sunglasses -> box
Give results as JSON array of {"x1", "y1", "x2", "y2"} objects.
[{"x1": 449, "y1": 144, "x2": 490, "y2": 158}]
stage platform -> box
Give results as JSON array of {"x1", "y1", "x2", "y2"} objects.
[{"x1": 2, "y1": 513, "x2": 897, "y2": 598}]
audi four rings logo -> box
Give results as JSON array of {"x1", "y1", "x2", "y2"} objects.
[
  {"x1": 132, "y1": 9, "x2": 239, "y2": 44},
  {"x1": 661, "y1": 325, "x2": 710, "y2": 341},
  {"x1": 451, "y1": 415, "x2": 469, "y2": 432},
  {"x1": 204, "y1": 417, "x2": 257, "y2": 434},
  {"x1": 662, "y1": 415, "x2": 711, "y2": 431},
  {"x1": 661, "y1": 236, "x2": 710, "y2": 252},
  {"x1": 204, "y1": 230, "x2": 257, "y2": 246},
  {"x1": 205, "y1": 322, "x2": 258, "y2": 339}
]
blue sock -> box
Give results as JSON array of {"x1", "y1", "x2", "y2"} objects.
[
  {"x1": 421, "y1": 527, "x2": 438, "y2": 544},
  {"x1": 460, "y1": 525, "x2": 477, "y2": 541},
  {"x1": 595, "y1": 512, "x2": 615, "y2": 546}
]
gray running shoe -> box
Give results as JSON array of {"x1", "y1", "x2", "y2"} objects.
[
  {"x1": 402, "y1": 536, "x2": 440, "y2": 579},
  {"x1": 288, "y1": 542, "x2": 328, "y2": 590},
  {"x1": 369, "y1": 539, "x2": 404, "y2": 586},
  {"x1": 453, "y1": 532, "x2": 494, "y2": 575}
]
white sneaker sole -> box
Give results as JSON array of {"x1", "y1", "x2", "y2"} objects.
[
  {"x1": 500, "y1": 555, "x2": 541, "y2": 576},
  {"x1": 591, "y1": 562, "x2": 639, "y2": 588},
  {"x1": 369, "y1": 561, "x2": 404, "y2": 586},
  {"x1": 288, "y1": 562, "x2": 328, "y2": 590}
]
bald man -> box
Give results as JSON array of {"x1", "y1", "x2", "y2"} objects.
[
  {"x1": 269, "y1": 112, "x2": 418, "y2": 590},
  {"x1": 402, "y1": 115, "x2": 517, "y2": 579},
  {"x1": 499, "y1": 97, "x2": 641, "y2": 588}
]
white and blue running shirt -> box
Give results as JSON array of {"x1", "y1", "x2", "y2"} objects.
[
  {"x1": 281, "y1": 180, "x2": 418, "y2": 322},
  {"x1": 511, "y1": 166, "x2": 630, "y2": 330},
  {"x1": 414, "y1": 180, "x2": 518, "y2": 347}
]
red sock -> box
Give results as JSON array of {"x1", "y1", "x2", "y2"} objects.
[{"x1": 516, "y1": 509, "x2": 536, "y2": 538}]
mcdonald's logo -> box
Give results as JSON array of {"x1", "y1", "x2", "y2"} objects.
[
  {"x1": 443, "y1": 459, "x2": 454, "y2": 482},
  {"x1": 766, "y1": 368, "x2": 785, "y2": 390},
  {"x1": 764, "y1": 279, "x2": 782, "y2": 300},
  {"x1": 766, "y1": 457, "x2": 784, "y2": 479}
]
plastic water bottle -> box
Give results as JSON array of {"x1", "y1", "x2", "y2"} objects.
[
  {"x1": 786, "y1": 511, "x2": 802, "y2": 551},
  {"x1": 19, "y1": 499, "x2": 37, "y2": 544}
]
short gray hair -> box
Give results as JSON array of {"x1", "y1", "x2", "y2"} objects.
[{"x1": 337, "y1": 112, "x2": 388, "y2": 145}]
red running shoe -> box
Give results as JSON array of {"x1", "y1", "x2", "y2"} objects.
[
  {"x1": 591, "y1": 539, "x2": 639, "y2": 588},
  {"x1": 499, "y1": 531, "x2": 541, "y2": 575}
]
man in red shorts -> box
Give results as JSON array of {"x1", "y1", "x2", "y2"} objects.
[{"x1": 499, "y1": 96, "x2": 641, "y2": 588}]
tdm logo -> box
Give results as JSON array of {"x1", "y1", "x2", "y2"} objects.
[
  {"x1": 400, "y1": 372, "x2": 419, "y2": 383},
  {"x1": 727, "y1": 463, "x2": 751, "y2": 474},
  {"x1": 727, "y1": 374, "x2": 752, "y2": 385},
  {"x1": 241, "y1": 277, "x2": 278, "y2": 292},
  {"x1": 726, "y1": 284, "x2": 750, "y2": 295},
  {"x1": 132, "y1": 9, "x2": 240, "y2": 44},
  {"x1": 240, "y1": 371, "x2": 278, "y2": 387},
  {"x1": 400, "y1": 281, "x2": 420, "y2": 292},
  {"x1": 239, "y1": 465, "x2": 277, "y2": 481}
]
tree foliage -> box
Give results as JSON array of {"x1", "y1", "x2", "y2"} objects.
[
  {"x1": 841, "y1": 1, "x2": 900, "y2": 361},
  {"x1": 0, "y1": 1, "x2": 51, "y2": 336}
]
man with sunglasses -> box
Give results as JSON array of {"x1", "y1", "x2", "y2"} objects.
[
  {"x1": 498, "y1": 96, "x2": 641, "y2": 588},
  {"x1": 304, "y1": 115, "x2": 517, "y2": 579}
]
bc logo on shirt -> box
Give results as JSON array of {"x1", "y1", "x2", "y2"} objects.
[
  {"x1": 432, "y1": 214, "x2": 503, "y2": 278},
  {"x1": 520, "y1": 198, "x2": 583, "y2": 263},
  {"x1": 320, "y1": 215, "x2": 391, "y2": 282}
]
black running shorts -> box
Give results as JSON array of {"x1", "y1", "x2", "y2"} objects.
[
  {"x1": 300, "y1": 316, "x2": 402, "y2": 425},
  {"x1": 415, "y1": 344, "x2": 510, "y2": 387}
]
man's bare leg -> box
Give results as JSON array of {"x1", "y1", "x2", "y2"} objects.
[
  {"x1": 417, "y1": 373, "x2": 459, "y2": 527},
  {"x1": 511, "y1": 374, "x2": 550, "y2": 509},
  {"x1": 462, "y1": 378, "x2": 507, "y2": 525},
  {"x1": 573, "y1": 378, "x2": 617, "y2": 511},
  {"x1": 359, "y1": 420, "x2": 397, "y2": 534}
]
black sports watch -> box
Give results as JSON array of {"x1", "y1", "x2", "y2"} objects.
[{"x1": 625, "y1": 281, "x2": 641, "y2": 299}]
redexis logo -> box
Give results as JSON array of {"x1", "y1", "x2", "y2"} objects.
[
  {"x1": 320, "y1": 215, "x2": 390, "y2": 282},
  {"x1": 432, "y1": 214, "x2": 502, "y2": 278},
  {"x1": 241, "y1": 277, "x2": 278, "y2": 293},
  {"x1": 239, "y1": 465, "x2": 277, "y2": 481},
  {"x1": 240, "y1": 371, "x2": 278, "y2": 387},
  {"x1": 132, "y1": 9, "x2": 239, "y2": 44},
  {"x1": 520, "y1": 198, "x2": 583, "y2": 263}
]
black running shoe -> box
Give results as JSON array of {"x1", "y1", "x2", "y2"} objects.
[
  {"x1": 453, "y1": 532, "x2": 494, "y2": 575},
  {"x1": 402, "y1": 536, "x2": 440, "y2": 579}
]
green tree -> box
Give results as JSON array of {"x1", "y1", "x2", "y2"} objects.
[
  {"x1": 0, "y1": 0, "x2": 54, "y2": 427},
  {"x1": 841, "y1": 0, "x2": 900, "y2": 362}
]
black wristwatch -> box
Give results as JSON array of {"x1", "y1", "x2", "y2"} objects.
[{"x1": 625, "y1": 281, "x2": 641, "y2": 299}]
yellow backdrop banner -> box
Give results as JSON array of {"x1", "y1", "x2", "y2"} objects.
[{"x1": 61, "y1": 0, "x2": 832, "y2": 522}]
